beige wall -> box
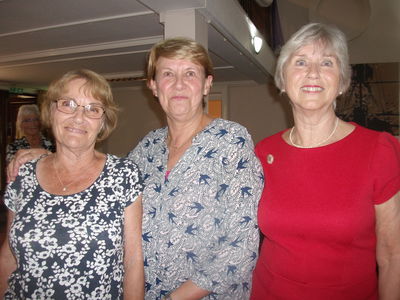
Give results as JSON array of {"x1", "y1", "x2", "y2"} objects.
[
  {"x1": 100, "y1": 78, "x2": 292, "y2": 156},
  {"x1": 227, "y1": 81, "x2": 292, "y2": 144},
  {"x1": 98, "y1": 86, "x2": 166, "y2": 157}
]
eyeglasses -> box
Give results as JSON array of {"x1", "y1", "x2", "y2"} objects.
[
  {"x1": 54, "y1": 98, "x2": 105, "y2": 119},
  {"x1": 21, "y1": 118, "x2": 39, "y2": 123}
]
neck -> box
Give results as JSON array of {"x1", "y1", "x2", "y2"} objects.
[
  {"x1": 290, "y1": 115, "x2": 339, "y2": 148},
  {"x1": 167, "y1": 113, "x2": 211, "y2": 148},
  {"x1": 53, "y1": 147, "x2": 99, "y2": 169},
  {"x1": 25, "y1": 133, "x2": 40, "y2": 142}
]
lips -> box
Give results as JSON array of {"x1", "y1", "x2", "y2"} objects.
[
  {"x1": 301, "y1": 85, "x2": 324, "y2": 92},
  {"x1": 171, "y1": 94, "x2": 188, "y2": 100},
  {"x1": 66, "y1": 126, "x2": 86, "y2": 134}
]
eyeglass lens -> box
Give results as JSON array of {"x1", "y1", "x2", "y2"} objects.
[{"x1": 56, "y1": 99, "x2": 104, "y2": 118}]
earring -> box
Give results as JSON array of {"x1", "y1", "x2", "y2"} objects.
[{"x1": 339, "y1": 91, "x2": 343, "y2": 95}]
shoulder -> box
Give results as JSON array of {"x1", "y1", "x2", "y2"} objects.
[
  {"x1": 204, "y1": 118, "x2": 254, "y2": 147},
  {"x1": 7, "y1": 137, "x2": 27, "y2": 148},
  {"x1": 211, "y1": 118, "x2": 250, "y2": 134},
  {"x1": 128, "y1": 127, "x2": 166, "y2": 156},
  {"x1": 138, "y1": 127, "x2": 166, "y2": 145},
  {"x1": 351, "y1": 124, "x2": 399, "y2": 150},
  {"x1": 107, "y1": 154, "x2": 141, "y2": 172},
  {"x1": 256, "y1": 129, "x2": 287, "y2": 149}
]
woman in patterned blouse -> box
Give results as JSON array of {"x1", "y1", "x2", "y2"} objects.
[
  {"x1": 0, "y1": 69, "x2": 144, "y2": 299},
  {"x1": 6, "y1": 104, "x2": 55, "y2": 162},
  {"x1": 127, "y1": 38, "x2": 263, "y2": 300},
  {"x1": 6, "y1": 39, "x2": 264, "y2": 300}
]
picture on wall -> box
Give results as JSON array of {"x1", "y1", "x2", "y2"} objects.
[{"x1": 337, "y1": 62, "x2": 399, "y2": 137}]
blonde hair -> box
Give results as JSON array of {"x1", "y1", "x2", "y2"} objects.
[
  {"x1": 16, "y1": 104, "x2": 40, "y2": 139},
  {"x1": 41, "y1": 69, "x2": 118, "y2": 142},
  {"x1": 146, "y1": 37, "x2": 214, "y2": 85}
]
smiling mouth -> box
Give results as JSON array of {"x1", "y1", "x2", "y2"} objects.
[
  {"x1": 67, "y1": 127, "x2": 86, "y2": 134},
  {"x1": 171, "y1": 95, "x2": 188, "y2": 100},
  {"x1": 301, "y1": 86, "x2": 324, "y2": 92}
]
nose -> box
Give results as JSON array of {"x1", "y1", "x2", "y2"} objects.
[
  {"x1": 174, "y1": 74, "x2": 185, "y2": 89},
  {"x1": 72, "y1": 106, "x2": 85, "y2": 123},
  {"x1": 307, "y1": 63, "x2": 320, "y2": 79}
]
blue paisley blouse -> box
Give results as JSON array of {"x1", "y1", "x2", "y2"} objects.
[
  {"x1": 4, "y1": 154, "x2": 143, "y2": 300},
  {"x1": 128, "y1": 118, "x2": 264, "y2": 300},
  {"x1": 6, "y1": 135, "x2": 55, "y2": 162}
]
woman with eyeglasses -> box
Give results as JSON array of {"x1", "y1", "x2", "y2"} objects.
[
  {"x1": 6, "y1": 104, "x2": 55, "y2": 162},
  {"x1": 0, "y1": 69, "x2": 144, "y2": 299}
]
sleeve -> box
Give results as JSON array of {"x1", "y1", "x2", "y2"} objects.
[
  {"x1": 6, "y1": 142, "x2": 17, "y2": 163},
  {"x1": 191, "y1": 127, "x2": 264, "y2": 295},
  {"x1": 371, "y1": 132, "x2": 400, "y2": 204},
  {"x1": 124, "y1": 160, "x2": 144, "y2": 207},
  {"x1": 126, "y1": 138, "x2": 147, "y2": 181},
  {"x1": 42, "y1": 137, "x2": 56, "y2": 153},
  {"x1": 3, "y1": 175, "x2": 22, "y2": 212}
]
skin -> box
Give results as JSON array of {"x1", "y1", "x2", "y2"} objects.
[
  {"x1": 2, "y1": 78, "x2": 144, "y2": 299},
  {"x1": 149, "y1": 57, "x2": 213, "y2": 299},
  {"x1": 375, "y1": 192, "x2": 400, "y2": 300},
  {"x1": 0, "y1": 211, "x2": 15, "y2": 297}
]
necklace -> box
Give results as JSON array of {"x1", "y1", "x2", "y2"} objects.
[
  {"x1": 52, "y1": 156, "x2": 73, "y2": 192},
  {"x1": 289, "y1": 117, "x2": 339, "y2": 148}
]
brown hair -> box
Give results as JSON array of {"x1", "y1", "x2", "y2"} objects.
[{"x1": 146, "y1": 37, "x2": 214, "y2": 84}]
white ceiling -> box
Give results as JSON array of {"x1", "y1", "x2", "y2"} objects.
[
  {"x1": 0, "y1": 0, "x2": 275, "y2": 90},
  {"x1": 0, "y1": 0, "x2": 398, "y2": 91}
]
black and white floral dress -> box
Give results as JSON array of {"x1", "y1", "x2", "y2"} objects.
[{"x1": 4, "y1": 154, "x2": 143, "y2": 300}]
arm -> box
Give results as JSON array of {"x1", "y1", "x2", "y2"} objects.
[
  {"x1": 376, "y1": 191, "x2": 400, "y2": 300},
  {"x1": 7, "y1": 148, "x2": 49, "y2": 182},
  {"x1": 167, "y1": 281, "x2": 209, "y2": 300},
  {"x1": 123, "y1": 195, "x2": 145, "y2": 300},
  {"x1": 0, "y1": 211, "x2": 16, "y2": 296},
  {"x1": 171, "y1": 129, "x2": 263, "y2": 297}
]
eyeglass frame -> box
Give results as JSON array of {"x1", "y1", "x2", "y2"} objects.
[{"x1": 53, "y1": 98, "x2": 105, "y2": 119}]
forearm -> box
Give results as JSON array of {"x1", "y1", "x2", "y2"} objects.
[
  {"x1": 0, "y1": 245, "x2": 16, "y2": 296},
  {"x1": 378, "y1": 255, "x2": 400, "y2": 300},
  {"x1": 123, "y1": 262, "x2": 144, "y2": 300},
  {"x1": 167, "y1": 280, "x2": 210, "y2": 300}
]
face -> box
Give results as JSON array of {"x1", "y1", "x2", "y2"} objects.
[
  {"x1": 51, "y1": 78, "x2": 104, "y2": 152},
  {"x1": 20, "y1": 113, "x2": 40, "y2": 136},
  {"x1": 149, "y1": 57, "x2": 213, "y2": 122},
  {"x1": 283, "y1": 42, "x2": 341, "y2": 111}
]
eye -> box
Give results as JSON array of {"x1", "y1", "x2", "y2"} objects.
[
  {"x1": 294, "y1": 59, "x2": 306, "y2": 66},
  {"x1": 186, "y1": 70, "x2": 196, "y2": 77},
  {"x1": 322, "y1": 59, "x2": 334, "y2": 67},
  {"x1": 88, "y1": 105, "x2": 102, "y2": 114},
  {"x1": 162, "y1": 71, "x2": 174, "y2": 77},
  {"x1": 59, "y1": 99, "x2": 75, "y2": 107}
]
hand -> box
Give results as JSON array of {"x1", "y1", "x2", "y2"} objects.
[{"x1": 7, "y1": 148, "x2": 49, "y2": 182}]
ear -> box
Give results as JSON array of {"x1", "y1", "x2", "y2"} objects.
[
  {"x1": 148, "y1": 79, "x2": 158, "y2": 97},
  {"x1": 203, "y1": 75, "x2": 213, "y2": 96}
]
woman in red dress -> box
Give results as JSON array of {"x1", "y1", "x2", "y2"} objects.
[{"x1": 250, "y1": 23, "x2": 400, "y2": 300}]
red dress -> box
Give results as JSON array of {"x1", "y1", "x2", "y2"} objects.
[{"x1": 250, "y1": 124, "x2": 400, "y2": 300}]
